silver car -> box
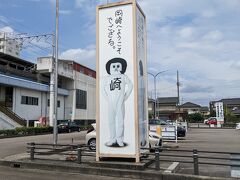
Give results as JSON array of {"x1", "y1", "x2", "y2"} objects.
[
  {"x1": 85, "y1": 123, "x2": 163, "y2": 151},
  {"x1": 236, "y1": 123, "x2": 240, "y2": 130}
]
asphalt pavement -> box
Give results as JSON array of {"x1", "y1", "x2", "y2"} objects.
[
  {"x1": 0, "y1": 125, "x2": 239, "y2": 179},
  {"x1": 0, "y1": 131, "x2": 86, "y2": 159},
  {"x1": 0, "y1": 165, "x2": 140, "y2": 180}
]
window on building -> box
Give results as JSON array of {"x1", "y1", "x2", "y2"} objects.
[
  {"x1": 80, "y1": 67, "x2": 84, "y2": 73},
  {"x1": 47, "y1": 99, "x2": 60, "y2": 108},
  {"x1": 76, "y1": 89, "x2": 87, "y2": 109},
  {"x1": 21, "y1": 96, "x2": 38, "y2": 106}
]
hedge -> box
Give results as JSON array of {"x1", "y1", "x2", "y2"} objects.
[
  {"x1": 0, "y1": 126, "x2": 53, "y2": 137},
  {"x1": 0, "y1": 125, "x2": 91, "y2": 137}
]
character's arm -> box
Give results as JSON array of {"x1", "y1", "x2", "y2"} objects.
[
  {"x1": 101, "y1": 77, "x2": 109, "y2": 99},
  {"x1": 124, "y1": 75, "x2": 133, "y2": 101}
]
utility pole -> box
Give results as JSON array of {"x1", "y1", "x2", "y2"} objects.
[
  {"x1": 177, "y1": 70, "x2": 180, "y2": 105},
  {"x1": 176, "y1": 70, "x2": 180, "y2": 143},
  {"x1": 5, "y1": 1, "x2": 60, "y2": 145},
  {"x1": 53, "y1": 0, "x2": 59, "y2": 145},
  {"x1": 49, "y1": 33, "x2": 55, "y2": 128}
]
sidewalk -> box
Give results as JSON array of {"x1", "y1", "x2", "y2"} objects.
[{"x1": 0, "y1": 151, "x2": 234, "y2": 180}]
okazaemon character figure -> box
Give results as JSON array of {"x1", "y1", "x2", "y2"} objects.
[
  {"x1": 138, "y1": 60, "x2": 147, "y2": 147},
  {"x1": 102, "y1": 58, "x2": 133, "y2": 147}
]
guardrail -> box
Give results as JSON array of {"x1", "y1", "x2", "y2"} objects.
[
  {"x1": 188, "y1": 123, "x2": 235, "y2": 129},
  {"x1": 27, "y1": 143, "x2": 240, "y2": 177},
  {"x1": 141, "y1": 147, "x2": 240, "y2": 176},
  {"x1": 27, "y1": 142, "x2": 95, "y2": 164}
]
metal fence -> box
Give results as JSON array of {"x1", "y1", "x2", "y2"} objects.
[
  {"x1": 141, "y1": 147, "x2": 240, "y2": 175},
  {"x1": 27, "y1": 142, "x2": 94, "y2": 164},
  {"x1": 27, "y1": 143, "x2": 240, "y2": 176}
]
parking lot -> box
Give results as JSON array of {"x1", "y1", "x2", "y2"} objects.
[
  {"x1": 179, "y1": 126, "x2": 240, "y2": 152},
  {"x1": 0, "y1": 125, "x2": 239, "y2": 179},
  {"x1": 164, "y1": 125, "x2": 240, "y2": 178}
]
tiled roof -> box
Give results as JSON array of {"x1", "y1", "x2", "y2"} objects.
[
  {"x1": 221, "y1": 98, "x2": 240, "y2": 105},
  {"x1": 157, "y1": 97, "x2": 179, "y2": 104},
  {"x1": 200, "y1": 106, "x2": 209, "y2": 111},
  {"x1": 180, "y1": 102, "x2": 201, "y2": 108}
]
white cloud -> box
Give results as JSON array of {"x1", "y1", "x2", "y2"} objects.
[
  {"x1": 60, "y1": 45, "x2": 96, "y2": 69},
  {"x1": 201, "y1": 10, "x2": 216, "y2": 18},
  {"x1": 137, "y1": 0, "x2": 240, "y2": 105},
  {"x1": 178, "y1": 27, "x2": 194, "y2": 39},
  {"x1": 202, "y1": 30, "x2": 223, "y2": 41},
  {"x1": 0, "y1": 16, "x2": 9, "y2": 24},
  {"x1": 75, "y1": 0, "x2": 87, "y2": 9},
  {"x1": 59, "y1": 10, "x2": 72, "y2": 15},
  {"x1": 0, "y1": 26, "x2": 14, "y2": 33}
]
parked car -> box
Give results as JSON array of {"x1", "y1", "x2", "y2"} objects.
[
  {"x1": 149, "y1": 131, "x2": 163, "y2": 149},
  {"x1": 149, "y1": 119, "x2": 186, "y2": 137},
  {"x1": 58, "y1": 121, "x2": 81, "y2": 133},
  {"x1": 85, "y1": 123, "x2": 97, "y2": 150},
  {"x1": 85, "y1": 123, "x2": 163, "y2": 151},
  {"x1": 206, "y1": 117, "x2": 217, "y2": 125},
  {"x1": 236, "y1": 123, "x2": 240, "y2": 130},
  {"x1": 203, "y1": 119, "x2": 209, "y2": 124}
]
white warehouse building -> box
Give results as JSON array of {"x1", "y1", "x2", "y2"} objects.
[{"x1": 0, "y1": 53, "x2": 96, "y2": 129}]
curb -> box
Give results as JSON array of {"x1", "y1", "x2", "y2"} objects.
[{"x1": 0, "y1": 159, "x2": 234, "y2": 180}]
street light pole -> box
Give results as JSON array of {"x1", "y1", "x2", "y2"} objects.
[{"x1": 148, "y1": 70, "x2": 168, "y2": 119}]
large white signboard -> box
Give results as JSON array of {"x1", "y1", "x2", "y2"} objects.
[
  {"x1": 136, "y1": 7, "x2": 148, "y2": 150},
  {"x1": 96, "y1": 1, "x2": 147, "y2": 162},
  {"x1": 215, "y1": 102, "x2": 224, "y2": 124}
]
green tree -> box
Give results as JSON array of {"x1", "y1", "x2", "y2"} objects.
[
  {"x1": 224, "y1": 106, "x2": 239, "y2": 123},
  {"x1": 187, "y1": 113, "x2": 204, "y2": 123},
  {"x1": 148, "y1": 112, "x2": 154, "y2": 119}
]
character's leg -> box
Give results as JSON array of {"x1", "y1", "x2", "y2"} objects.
[
  {"x1": 116, "y1": 100, "x2": 125, "y2": 147},
  {"x1": 139, "y1": 88, "x2": 146, "y2": 146},
  {"x1": 106, "y1": 104, "x2": 116, "y2": 146}
]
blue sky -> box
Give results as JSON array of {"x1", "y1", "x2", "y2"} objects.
[{"x1": 1, "y1": 0, "x2": 240, "y2": 106}]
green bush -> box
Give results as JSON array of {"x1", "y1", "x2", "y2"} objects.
[
  {"x1": 0, "y1": 125, "x2": 92, "y2": 138},
  {"x1": 187, "y1": 113, "x2": 204, "y2": 123},
  {"x1": 0, "y1": 129, "x2": 18, "y2": 136},
  {"x1": 222, "y1": 123, "x2": 237, "y2": 128},
  {"x1": 0, "y1": 126, "x2": 53, "y2": 137}
]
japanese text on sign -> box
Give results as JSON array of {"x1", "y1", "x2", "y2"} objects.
[
  {"x1": 107, "y1": 10, "x2": 123, "y2": 55},
  {"x1": 110, "y1": 77, "x2": 122, "y2": 91}
]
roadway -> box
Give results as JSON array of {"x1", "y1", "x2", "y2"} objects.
[
  {"x1": 0, "y1": 126, "x2": 239, "y2": 179},
  {"x1": 0, "y1": 166, "x2": 138, "y2": 180},
  {"x1": 0, "y1": 131, "x2": 86, "y2": 159}
]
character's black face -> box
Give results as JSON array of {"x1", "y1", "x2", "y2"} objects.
[
  {"x1": 110, "y1": 62, "x2": 122, "y2": 75},
  {"x1": 106, "y1": 58, "x2": 127, "y2": 75}
]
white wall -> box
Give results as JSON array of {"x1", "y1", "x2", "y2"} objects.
[
  {"x1": 13, "y1": 87, "x2": 43, "y2": 120},
  {"x1": 12, "y1": 87, "x2": 65, "y2": 121},
  {"x1": 64, "y1": 90, "x2": 74, "y2": 120},
  {"x1": 0, "y1": 111, "x2": 22, "y2": 129},
  {"x1": 73, "y1": 71, "x2": 96, "y2": 120},
  {"x1": 46, "y1": 94, "x2": 65, "y2": 120}
]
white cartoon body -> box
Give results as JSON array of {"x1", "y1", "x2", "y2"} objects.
[
  {"x1": 102, "y1": 61, "x2": 133, "y2": 147},
  {"x1": 138, "y1": 60, "x2": 147, "y2": 146},
  {"x1": 139, "y1": 75, "x2": 146, "y2": 146}
]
